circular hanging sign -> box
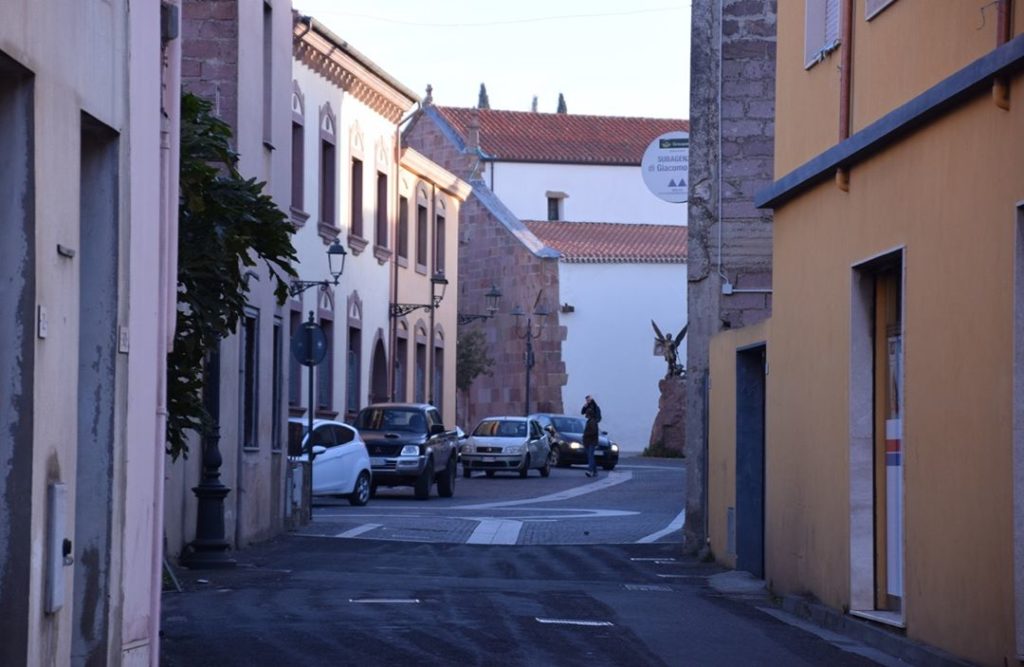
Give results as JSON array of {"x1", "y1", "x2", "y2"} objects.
[
  {"x1": 641, "y1": 131, "x2": 689, "y2": 204},
  {"x1": 291, "y1": 320, "x2": 327, "y2": 367}
]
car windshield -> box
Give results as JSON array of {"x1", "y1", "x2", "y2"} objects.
[
  {"x1": 473, "y1": 420, "x2": 527, "y2": 438},
  {"x1": 356, "y1": 408, "x2": 427, "y2": 433},
  {"x1": 551, "y1": 417, "x2": 585, "y2": 433}
]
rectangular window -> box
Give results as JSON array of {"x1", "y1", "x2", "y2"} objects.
[
  {"x1": 262, "y1": 2, "x2": 273, "y2": 145},
  {"x1": 288, "y1": 309, "x2": 302, "y2": 406},
  {"x1": 395, "y1": 337, "x2": 408, "y2": 401},
  {"x1": 347, "y1": 327, "x2": 362, "y2": 416},
  {"x1": 415, "y1": 342, "x2": 426, "y2": 403},
  {"x1": 320, "y1": 139, "x2": 335, "y2": 226},
  {"x1": 416, "y1": 203, "x2": 428, "y2": 270},
  {"x1": 547, "y1": 197, "x2": 561, "y2": 221},
  {"x1": 272, "y1": 316, "x2": 283, "y2": 450},
  {"x1": 397, "y1": 196, "x2": 409, "y2": 261},
  {"x1": 317, "y1": 317, "x2": 333, "y2": 412},
  {"x1": 241, "y1": 310, "x2": 260, "y2": 448},
  {"x1": 434, "y1": 213, "x2": 446, "y2": 274},
  {"x1": 804, "y1": 0, "x2": 841, "y2": 68},
  {"x1": 291, "y1": 121, "x2": 304, "y2": 211},
  {"x1": 376, "y1": 171, "x2": 388, "y2": 247},
  {"x1": 351, "y1": 158, "x2": 363, "y2": 238}
]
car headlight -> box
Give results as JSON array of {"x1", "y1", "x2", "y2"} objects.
[
  {"x1": 400, "y1": 444, "x2": 421, "y2": 456},
  {"x1": 611, "y1": 443, "x2": 619, "y2": 452},
  {"x1": 505, "y1": 445, "x2": 524, "y2": 454},
  {"x1": 462, "y1": 443, "x2": 475, "y2": 454},
  {"x1": 569, "y1": 442, "x2": 582, "y2": 450}
]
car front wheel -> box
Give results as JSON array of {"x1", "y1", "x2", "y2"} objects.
[
  {"x1": 348, "y1": 471, "x2": 371, "y2": 506},
  {"x1": 539, "y1": 455, "x2": 551, "y2": 478},
  {"x1": 414, "y1": 460, "x2": 433, "y2": 500},
  {"x1": 519, "y1": 454, "x2": 530, "y2": 479}
]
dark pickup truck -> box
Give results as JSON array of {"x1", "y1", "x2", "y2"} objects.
[{"x1": 354, "y1": 403, "x2": 459, "y2": 500}]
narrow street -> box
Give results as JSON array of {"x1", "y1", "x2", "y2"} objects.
[{"x1": 160, "y1": 457, "x2": 883, "y2": 666}]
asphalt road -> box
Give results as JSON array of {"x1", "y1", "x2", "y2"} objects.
[{"x1": 160, "y1": 456, "x2": 882, "y2": 666}]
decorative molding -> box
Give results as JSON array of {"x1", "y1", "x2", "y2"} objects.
[
  {"x1": 292, "y1": 80, "x2": 305, "y2": 122},
  {"x1": 348, "y1": 233, "x2": 368, "y2": 256},
  {"x1": 290, "y1": 207, "x2": 310, "y2": 228},
  {"x1": 294, "y1": 18, "x2": 418, "y2": 124},
  {"x1": 347, "y1": 290, "x2": 363, "y2": 326},
  {"x1": 317, "y1": 220, "x2": 340, "y2": 245},
  {"x1": 400, "y1": 147, "x2": 472, "y2": 200},
  {"x1": 350, "y1": 120, "x2": 364, "y2": 157},
  {"x1": 373, "y1": 244, "x2": 393, "y2": 265}
]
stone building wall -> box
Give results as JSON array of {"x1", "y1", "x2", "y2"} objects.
[
  {"x1": 181, "y1": 0, "x2": 239, "y2": 130},
  {"x1": 685, "y1": 0, "x2": 776, "y2": 552}
]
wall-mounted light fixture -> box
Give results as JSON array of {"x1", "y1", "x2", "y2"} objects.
[
  {"x1": 288, "y1": 239, "x2": 347, "y2": 297},
  {"x1": 457, "y1": 283, "x2": 503, "y2": 324}
]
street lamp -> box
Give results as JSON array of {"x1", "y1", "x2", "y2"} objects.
[
  {"x1": 512, "y1": 300, "x2": 549, "y2": 416},
  {"x1": 389, "y1": 272, "x2": 449, "y2": 317},
  {"x1": 288, "y1": 239, "x2": 347, "y2": 297},
  {"x1": 457, "y1": 283, "x2": 503, "y2": 324},
  {"x1": 390, "y1": 273, "x2": 449, "y2": 406}
]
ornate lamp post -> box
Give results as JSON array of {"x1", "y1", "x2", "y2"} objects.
[
  {"x1": 512, "y1": 300, "x2": 549, "y2": 416},
  {"x1": 182, "y1": 241, "x2": 345, "y2": 568},
  {"x1": 390, "y1": 273, "x2": 449, "y2": 405},
  {"x1": 457, "y1": 283, "x2": 502, "y2": 325}
]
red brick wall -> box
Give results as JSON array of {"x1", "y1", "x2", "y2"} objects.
[{"x1": 181, "y1": 0, "x2": 239, "y2": 131}]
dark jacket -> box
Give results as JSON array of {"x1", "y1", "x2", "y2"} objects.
[{"x1": 581, "y1": 400, "x2": 602, "y2": 445}]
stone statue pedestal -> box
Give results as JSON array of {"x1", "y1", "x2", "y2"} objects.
[{"x1": 646, "y1": 375, "x2": 687, "y2": 457}]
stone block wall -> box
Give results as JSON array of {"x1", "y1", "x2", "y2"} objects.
[
  {"x1": 686, "y1": 0, "x2": 776, "y2": 552},
  {"x1": 181, "y1": 0, "x2": 239, "y2": 130},
  {"x1": 456, "y1": 194, "x2": 565, "y2": 429}
]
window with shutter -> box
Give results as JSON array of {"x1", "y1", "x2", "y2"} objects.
[{"x1": 804, "y1": 0, "x2": 842, "y2": 68}]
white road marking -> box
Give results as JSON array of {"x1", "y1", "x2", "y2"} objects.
[
  {"x1": 535, "y1": 618, "x2": 614, "y2": 627},
  {"x1": 349, "y1": 599, "x2": 420, "y2": 604},
  {"x1": 455, "y1": 471, "x2": 633, "y2": 510},
  {"x1": 624, "y1": 584, "x2": 673, "y2": 592},
  {"x1": 466, "y1": 519, "x2": 523, "y2": 545},
  {"x1": 636, "y1": 508, "x2": 686, "y2": 544},
  {"x1": 334, "y1": 523, "x2": 381, "y2": 538},
  {"x1": 629, "y1": 557, "x2": 678, "y2": 562}
]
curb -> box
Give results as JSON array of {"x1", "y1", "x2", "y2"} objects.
[{"x1": 779, "y1": 595, "x2": 975, "y2": 667}]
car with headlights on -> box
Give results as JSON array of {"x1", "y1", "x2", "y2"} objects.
[
  {"x1": 288, "y1": 418, "x2": 372, "y2": 505},
  {"x1": 530, "y1": 413, "x2": 620, "y2": 471},
  {"x1": 461, "y1": 416, "x2": 551, "y2": 478}
]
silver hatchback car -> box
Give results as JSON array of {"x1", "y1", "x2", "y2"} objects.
[{"x1": 461, "y1": 416, "x2": 551, "y2": 478}]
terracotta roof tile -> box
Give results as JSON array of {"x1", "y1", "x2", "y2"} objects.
[
  {"x1": 433, "y1": 107, "x2": 688, "y2": 165},
  {"x1": 524, "y1": 221, "x2": 687, "y2": 264}
]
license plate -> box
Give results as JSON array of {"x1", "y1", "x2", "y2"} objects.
[
  {"x1": 371, "y1": 457, "x2": 386, "y2": 466},
  {"x1": 483, "y1": 456, "x2": 495, "y2": 462}
]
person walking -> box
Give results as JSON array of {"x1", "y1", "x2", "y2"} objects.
[{"x1": 581, "y1": 395, "x2": 602, "y2": 477}]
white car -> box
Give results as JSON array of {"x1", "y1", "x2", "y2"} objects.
[
  {"x1": 288, "y1": 418, "x2": 372, "y2": 505},
  {"x1": 461, "y1": 416, "x2": 551, "y2": 478}
]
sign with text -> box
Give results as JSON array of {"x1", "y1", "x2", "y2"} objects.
[{"x1": 641, "y1": 131, "x2": 689, "y2": 204}]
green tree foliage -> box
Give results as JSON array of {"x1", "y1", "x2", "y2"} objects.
[
  {"x1": 166, "y1": 92, "x2": 298, "y2": 460},
  {"x1": 456, "y1": 327, "x2": 494, "y2": 392}
]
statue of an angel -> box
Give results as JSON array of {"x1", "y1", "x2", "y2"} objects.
[{"x1": 652, "y1": 320, "x2": 688, "y2": 378}]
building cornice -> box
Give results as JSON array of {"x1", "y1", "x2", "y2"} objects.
[
  {"x1": 756, "y1": 34, "x2": 1024, "y2": 210},
  {"x1": 293, "y1": 15, "x2": 418, "y2": 124},
  {"x1": 400, "y1": 147, "x2": 472, "y2": 201}
]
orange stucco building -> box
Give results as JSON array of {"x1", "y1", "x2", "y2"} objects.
[{"x1": 706, "y1": 2, "x2": 1024, "y2": 664}]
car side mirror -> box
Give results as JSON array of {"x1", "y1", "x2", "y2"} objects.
[
  {"x1": 428, "y1": 423, "x2": 445, "y2": 436},
  {"x1": 311, "y1": 445, "x2": 327, "y2": 456},
  {"x1": 545, "y1": 425, "x2": 555, "y2": 434}
]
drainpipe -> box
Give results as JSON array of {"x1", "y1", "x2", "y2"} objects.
[
  {"x1": 993, "y1": 0, "x2": 1013, "y2": 109},
  {"x1": 836, "y1": 0, "x2": 854, "y2": 191}
]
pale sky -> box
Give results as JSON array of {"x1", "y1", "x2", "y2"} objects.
[{"x1": 293, "y1": 1, "x2": 690, "y2": 120}]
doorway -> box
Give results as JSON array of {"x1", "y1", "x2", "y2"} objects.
[{"x1": 736, "y1": 344, "x2": 766, "y2": 578}]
